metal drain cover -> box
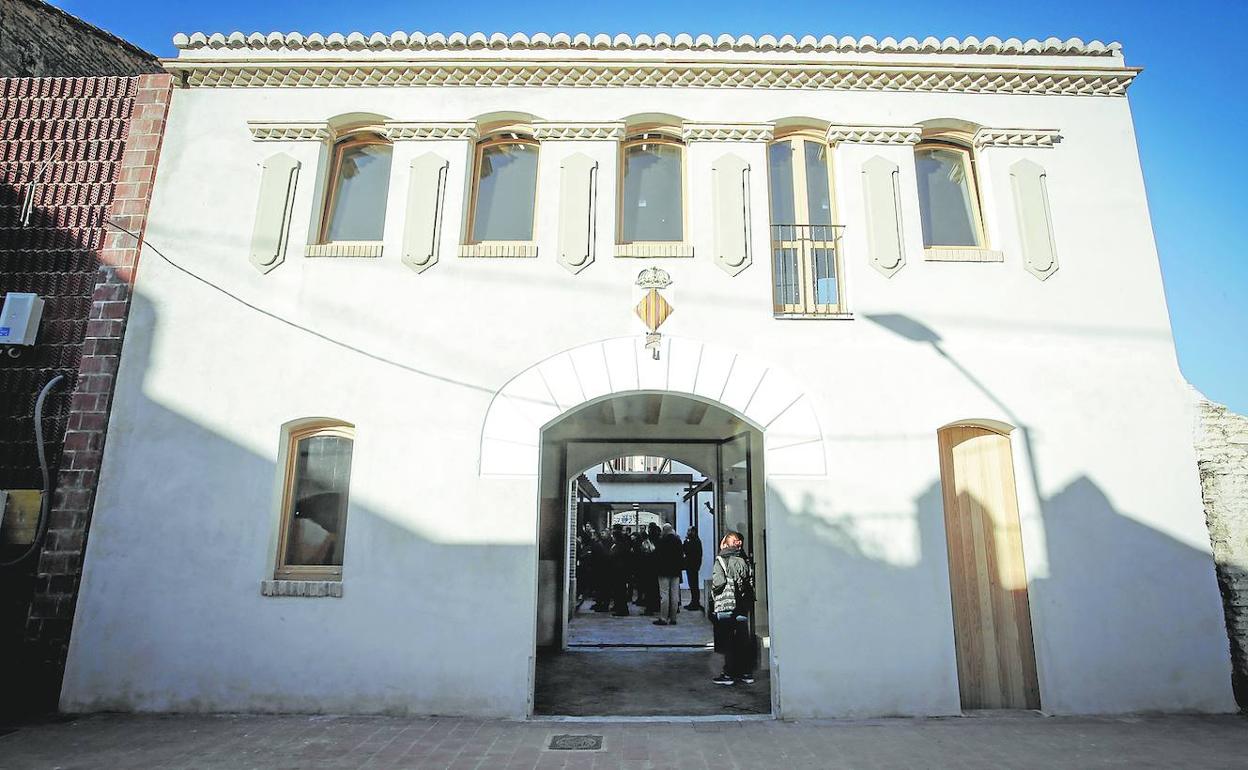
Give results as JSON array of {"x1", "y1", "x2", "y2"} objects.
[{"x1": 548, "y1": 734, "x2": 604, "y2": 751}]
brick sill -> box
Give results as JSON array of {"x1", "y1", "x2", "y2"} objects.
[{"x1": 261, "y1": 580, "x2": 342, "y2": 598}]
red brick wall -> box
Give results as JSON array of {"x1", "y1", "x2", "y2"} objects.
[{"x1": 0, "y1": 72, "x2": 172, "y2": 713}]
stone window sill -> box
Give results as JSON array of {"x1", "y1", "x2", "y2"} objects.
[
  {"x1": 458, "y1": 242, "x2": 538, "y2": 258},
  {"x1": 261, "y1": 579, "x2": 343, "y2": 598},
  {"x1": 773, "y1": 312, "x2": 855, "y2": 321},
  {"x1": 923, "y1": 247, "x2": 1003, "y2": 262},
  {"x1": 305, "y1": 242, "x2": 384, "y2": 258},
  {"x1": 615, "y1": 242, "x2": 695, "y2": 258}
]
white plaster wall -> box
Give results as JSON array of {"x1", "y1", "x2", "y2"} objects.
[{"x1": 61, "y1": 81, "x2": 1235, "y2": 717}]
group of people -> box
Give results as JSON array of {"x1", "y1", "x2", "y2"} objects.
[
  {"x1": 576, "y1": 521, "x2": 757, "y2": 686},
  {"x1": 576, "y1": 521, "x2": 704, "y2": 624}
]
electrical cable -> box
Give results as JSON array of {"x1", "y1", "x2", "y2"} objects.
[
  {"x1": 1, "y1": 374, "x2": 65, "y2": 568},
  {"x1": 102, "y1": 217, "x2": 494, "y2": 395}
]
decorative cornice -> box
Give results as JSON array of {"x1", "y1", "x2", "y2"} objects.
[
  {"x1": 382, "y1": 121, "x2": 478, "y2": 140},
  {"x1": 532, "y1": 121, "x2": 625, "y2": 140},
  {"x1": 173, "y1": 31, "x2": 1122, "y2": 58},
  {"x1": 681, "y1": 123, "x2": 774, "y2": 142},
  {"x1": 973, "y1": 127, "x2": 1062, "y2": 148},
  {"x1": 826, "y1": 124, "x2": 921, "y2": 145},
  {"x1": 173, "y1": 61, "x2": 1137, "y2": 97},
  {"x1": 247, "y1": 121, "x2": 330, "y2": 141}
]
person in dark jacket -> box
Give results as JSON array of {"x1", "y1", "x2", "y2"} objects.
[
  {"x1": 683, "y1": 526, "x2": 704, "y2": 611},
  {"x1": 590, "y1": 530, "x2": 611, "y2": 612},
  {"x1": 609, "y1": 528, "x2": 632, "y2": 616},
  {"x1": 653, "y1": 523, "x2": 685, "y2": 625},
  {"x1": 710, "y1": 530, "x2": 755, "y2": 685}
]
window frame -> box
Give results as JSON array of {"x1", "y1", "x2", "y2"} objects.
[
  {"x1": 466, "y1": 132, "x2": 541, "y2": 246},
  {"x1": 766, "y1": 132, "x2": 845, "y2": 315},
  {"x1": 317, "y1": 131, "x2": 393, "y2": 246},
  {"x1": 616, "y1": 132, "x2": 688, "y2": 246},
  {"x1": 273, "y1": 420, "x2": 356, "y2": 582},
  {"x1": 913, "y1": 138, "x2": 988, "y2": 250}
]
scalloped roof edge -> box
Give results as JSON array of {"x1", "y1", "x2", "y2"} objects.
[{"x1": 171, "y1": 31, "x2": 1123, "y2": 57}]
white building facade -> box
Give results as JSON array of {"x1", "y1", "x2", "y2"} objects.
[{"x1": 60, "y1": 31, "x2": 1236, "y2": 718}]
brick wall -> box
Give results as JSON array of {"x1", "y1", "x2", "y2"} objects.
[
  {"x1": 1, "y1": 0, "x2": 161, "y2": 78},
  {"x1": 1195, "y1": 396, "x2": 1248, "y2": 709},
  {"x1": 0, "y1": 72, "x2": 172, "y2": 714}
]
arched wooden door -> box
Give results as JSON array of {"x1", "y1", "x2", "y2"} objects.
[{"x1": 937, "y1": 424, "x2": 1041, "y2": 710}]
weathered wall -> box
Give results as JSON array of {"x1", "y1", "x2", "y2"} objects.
[
  {"x1": 1195, "y1": 396, "x2": 1248, "y2": 708},
  {"x1": 0, "y1": 0, "x2": 160, "y2": 78},
  {"x1": 0, "y1": 73, "x2": 172, "y2": 716}
]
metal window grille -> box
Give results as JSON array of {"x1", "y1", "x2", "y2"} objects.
[{"x1": 770, "y1": 224, "x2": 845, "y2": 314}]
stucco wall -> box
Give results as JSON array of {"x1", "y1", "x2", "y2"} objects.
[
  {"x1": 59, "y1": 71, "x2": 1236, "y2": 717},
  {"x1": 1195, "y1": 396, "x2": 1248, "y2": 708}
]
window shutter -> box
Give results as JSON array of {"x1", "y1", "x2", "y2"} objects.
[
  {"x1": 557, "y1": 152, "x2": 598, "y2": 274},
  {"x1": 711, "y1": 153, "x2": 751, "y2": 276},
  {"x1": 248, "y1": 152, "x2": 300, "y2": 274},
  {"x1": 862, "y1": 156, "x2": 906, "y2": 277},
  {"x1": 401, "y1": 152, "x2": 449, "y2": 273},
  {"x1": 1010, "y1": 159, "x2": 1059, "y2": 280}
]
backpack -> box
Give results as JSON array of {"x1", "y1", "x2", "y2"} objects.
[{"x1": 714, "y1": 554, "x2": 756, "y2": 613}]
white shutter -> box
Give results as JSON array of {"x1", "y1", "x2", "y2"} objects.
[
  {"x1": 248, "y1": 152, "x2": 300, "y2": 274},
  {"x1": 862, "y1": 156, "x2": 905, "y2": 277},
  {"x1": 1010, "y1": 159, "x2": 1059, "y2": 280},
  {"x1": 712, "y1": 153, "x2": 751, "y2": 276},
  {"x1": 557, "y1": 153, "x2": 598, "y2": 274},
  {"x1": 401, "y1": 152, "x2": 449, "y2": 273}
]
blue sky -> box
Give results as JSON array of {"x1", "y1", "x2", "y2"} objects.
[{"x1": 55, "y1": 0, "x2": 1247, "y2": 412}]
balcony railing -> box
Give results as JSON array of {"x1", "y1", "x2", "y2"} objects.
[{"x1": 770, "y1": 224, "x2": 846, "y2": 315}]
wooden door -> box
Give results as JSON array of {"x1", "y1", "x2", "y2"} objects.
[{"x1": 938, "y1": 425, "x2": 1040, "y2": 710}]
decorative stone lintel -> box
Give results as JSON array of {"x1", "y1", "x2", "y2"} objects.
[
  {"x1": 681, "y1": 122, "x2": 774, "y2": 142},
  {"x1": 615, "y1": 242, "x2": 695, "y2": 258},
  {"x1": 261, "y1": 580, "x2": 343, "y2": 598},
  {"x1": 382, "y1": 121, "x2": 478, "y2": 141},
  {"x1": 826, "y1": 124, "x2": 921, "y2": 145},
  {"x1": 458, "y1": 242, "x2": 539, "y2": 258},
  {"x1": 248, "y1": 121, "x2": 331, "y2": 141},
  {"x1": 923, "y1": 247, "x2": 1004, "y2": 262},
  {"x1": 304, "y1": 242, "x2": 384, "y2": 258},
  {"x1": 974, "y1": 128, "x2": 1062, "y2": 149},
  {"x1": 532, "y1": 121, "x2": 625, "y2": 140}
]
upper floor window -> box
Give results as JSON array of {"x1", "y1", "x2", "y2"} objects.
[
  {"x1": 470, "y1": 133, "x2": 540, "y2": 242},
  {"x1": 275, "y1": 420, "x2": 355, "y2": 580},
  {"x1": 320, "y1": 132, "x2": 392, "y2": 243},
  {"x1": 767, "y1": 135, "x2": 843, "y2": 314},
  {"x1": 914, "y1": 140, "x2": 985, "y2": 248},
  {"x1": 619, "y1": 133, "x2": 684, "y2": 243},
  {"x1": 603, "y1": 456, "x2": 672, "y2": 474}
]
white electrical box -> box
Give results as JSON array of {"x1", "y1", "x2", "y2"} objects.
[{"x1": 0, "y1": 292, "x2": 45, "y2": 346}]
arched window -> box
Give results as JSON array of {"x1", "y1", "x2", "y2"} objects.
[
  {"x1": 470, "y1": 132, "x2": 540, "y2": 242},
  {"x1": 767, "y1": 133, "x2": 842, "y2": 314},
  {"x1": 275, "y1": 420, "x2": 355, "y2": 580},
  {"x1": 619, "y1": 133, "x2": 685, "y2": 243},
  {"x1": 319, "y1": 132, "x2": 392, "y2": 243},
  {"x1": 914, "y1": 138, "x2": 985, "y2": 248}
]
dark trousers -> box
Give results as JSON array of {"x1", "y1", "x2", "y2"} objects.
[
  {"x1": 611, "y1": 575, "x2": 630, "y2": 615},
  {"x1": 716, "y1": 613, "x2": 753, "y2": 677},
  {"x1": 686, "y1": 568, "x2": 702, "y2": 607}
]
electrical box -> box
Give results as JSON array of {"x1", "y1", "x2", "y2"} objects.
[{"x1": 0, "y1": 292, "x2": 44, "y2": 346}]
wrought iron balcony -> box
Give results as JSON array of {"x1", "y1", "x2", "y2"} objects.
[{"x1": 770, "y1": 224, "x2": 846, "y2": 315}]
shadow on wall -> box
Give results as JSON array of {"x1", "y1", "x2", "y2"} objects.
[{"x1": 53, "y1": 288, "x2": 535, "y2": 716}]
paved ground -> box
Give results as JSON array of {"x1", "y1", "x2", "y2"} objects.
[
  {"x1": 533, "y1": 649, "x2": 771, "y2": 717},
  {"x1": 1, "y1": 712, "x2": 1246, "y2": 769},
  {"x1": 568, "y1": 601, "x2": 713, "y2": 647}
]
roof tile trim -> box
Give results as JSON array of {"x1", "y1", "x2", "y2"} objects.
[{"x1": 171, "y1": 32, "x2": 1121, "y2": 57}]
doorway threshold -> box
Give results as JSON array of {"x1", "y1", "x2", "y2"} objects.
[
  {"x1": 530, "y1": 714, "x2": 775, "y2": 723},
  {"x1": 568, "y1": 643, "x2": 712, "y2": 649}
]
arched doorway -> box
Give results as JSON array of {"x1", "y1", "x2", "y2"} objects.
[{"x1": 531, "y1": 392, "x2": 772, "y2": 717}]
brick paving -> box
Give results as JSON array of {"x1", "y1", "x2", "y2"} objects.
[{"x1": 0, "y1": 713, "x2": 1246, "y2": 769}]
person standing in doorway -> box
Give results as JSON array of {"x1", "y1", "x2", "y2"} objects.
[
  {"x1": 683, "y1": 526, "x2": 704, "y2": 611},
  {"x1": 653, "y1": 523, "x2": 684, "y2": 625},
  {"x1": 609, "y1": 527, "x2": 632, "y2": 616},
  {"x1": 710, "y1": 530, "x2": 756, "y2": 685}
]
